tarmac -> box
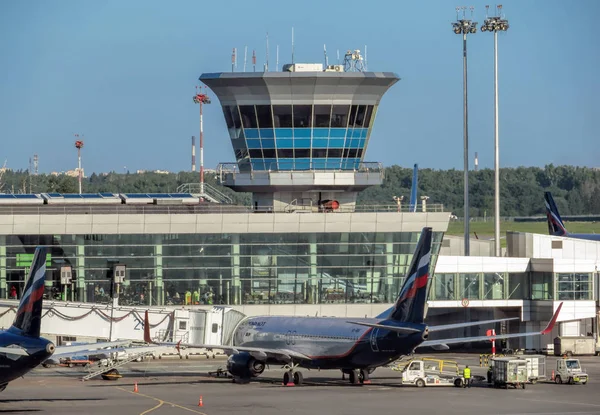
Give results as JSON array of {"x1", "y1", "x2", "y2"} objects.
[{"x1": 2, "y1": 353, "x2": 600, "y2": 415}]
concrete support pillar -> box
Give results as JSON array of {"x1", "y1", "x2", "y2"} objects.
[
  {"x1": 384, "y1": 233, "x2": 395, "y2": 303},
  {"x1": 0, "y1": 235, "x2": 6, "y2": 299},
  {"x1": 308, "y1": 234, "x2": 318, "y2": 304},
  {"x1": 153, "y1": 235, "x2": 164, "y2": 306},
  {"x1": 75, "y1": 235, "x2": 86, "y2": 302},
  {"x1": 231, "y1": 234, "x2": 241, "y2": 305}
]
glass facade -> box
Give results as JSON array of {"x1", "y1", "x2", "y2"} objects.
[
  {"x1": 0, "y1": 231, "x2": 444, "y2": 307},
  {"x1": 223, "y1": 104, "x2": 376, "y2": 171},
  {"x1": 556, "y1": 273, "x2": 593, "y2": 300}
]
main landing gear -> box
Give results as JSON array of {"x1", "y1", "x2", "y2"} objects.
[
  {"x1": 282, "y1": 363, "x2": 304, "y2": 386},
  {"x1": 344, "y1": 369, "x2": 372, "y2": 385}
]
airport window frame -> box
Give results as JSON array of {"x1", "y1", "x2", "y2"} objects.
[{"x1": 556, "y1": 272, "x2": 592, "y2": 301}]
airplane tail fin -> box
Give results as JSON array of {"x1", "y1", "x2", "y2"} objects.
[
  {"x1": 388, "y1": 227, "x2": 432, "y2": 324},
  {"x1": 544, "y1": 192, "x2": 567, "y2": 236},
  {"x1": 10, "y1": 247, "x2": 48, "y2": 338}
]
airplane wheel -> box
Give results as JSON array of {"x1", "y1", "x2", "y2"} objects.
[
  {"x1": 283, "y1": 371, "x2": 292, "y2": 386},
  {"x1": 349, "y1": 370, "x2": 359, "y2": 385},
  {"x1": 359, "y1": 369, "x2": 370, "y2": 384},
  {"x1": 293, "y1": 371, "x2": 304, "y2": 385}
]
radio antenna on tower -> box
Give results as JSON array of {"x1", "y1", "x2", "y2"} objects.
[
  {"x1": 291, "y1": 27, "x2": 295, "y2": 64},
  {"x1": 231, "y1": 48, "x2": 236, "y2": 72},
  {"x1": 276, "y1": 45, "x2": 279, "y2": 71},
  {"x1": 243, "y1": 46, "x2": 248, "y2": 72},
  {"x1": 265, "y1": 32, "x2": 269, "y2": 72},
  {"x1": 324, "y1": 44, "x2": 329, "y2": 67},
  {"x1": 252, "y1": 49, "x2": 256, "y2": 72}
]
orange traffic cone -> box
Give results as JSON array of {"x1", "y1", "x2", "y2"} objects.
[
  {"x1": 198, "y1": 396, "x2": 203, "y2": 407},
  {"x1": 133, "y1": 382, "x2": 139, "y2": 393}
]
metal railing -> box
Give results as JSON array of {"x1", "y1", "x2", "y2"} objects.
[
  {"x1": 217, "y1": 161, "x2": 385, "y2": 181},
  {"x1": 176, "y1": 183, "x2": 233, "y2": 204},
  {"x1": 0, "y1": 203, "x2": 445, "y2": 215}
]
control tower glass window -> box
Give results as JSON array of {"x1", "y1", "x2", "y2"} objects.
[
  {"x1": 293, "y1": 105, "x2": 312, "y2": 128},
  {"x1": 256, "y1": 105, "x2": 273, "y2": 128},
  {"x1": 273, "y1": 105, "x2": 293, "y2": 128},
  {"x1": 331, "y1": 105, "x2": 350, "y2": 128},
  {"x1": 363, "y1": 105, "x2": 374, "y2": 128},
  {"x1": 313, "y1": 105, "x2": 332, "y2": 128},
  {"x1": 239, "y1": 105, "x2": 258, "y2": 129}
]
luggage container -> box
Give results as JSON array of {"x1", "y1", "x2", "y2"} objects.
[{"x1": 491, "y1": 357, "x2": 528, "y2": 389}]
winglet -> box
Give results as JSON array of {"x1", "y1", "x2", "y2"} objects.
[
  {"x1": 541, "y1": 302, "x2": 563, "y2": 335},
  {"x1": 143, "y1": 310, "x2": 153, "y2": 344}
]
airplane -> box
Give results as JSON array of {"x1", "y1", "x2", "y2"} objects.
[
  {"x1": 0, "y1": 246, "x2": 129, "y2": 392},
  {"x1": 544, "y1": 191, "x2": 600, "y2": 241},
  {"x1": 143, "y1": 227, "x2": 563, "y2": 386}
]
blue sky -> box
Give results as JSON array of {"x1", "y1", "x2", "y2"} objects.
[{"x1": 1, "y1": 0, "x2": 598, "y2": 174}]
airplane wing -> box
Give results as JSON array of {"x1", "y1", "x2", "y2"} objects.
[
  {"x1": 428, "y1": 317, "x2": 520, "y2": 333},
  {"x1": 53, "y1": 340, "x2": 132, "y2": 357},
  {"x1": 418, "y1": 302, "x2": 562, "y2": 349},
  {"x1": 345, "y1": 321, "x2": 422, "y2": 334},
  {"x1": 0, "y1": 346, "x2": 29, "y2": 356},
  {"x1": 186, "y1": 344, "x2": 312, "y2": 362}
]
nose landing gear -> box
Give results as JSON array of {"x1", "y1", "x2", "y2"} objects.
[
  {"x1": 347, "y1": 369, "x2": 371, "y2": 385},
  {"x1": 282, "y1": 363, "x2": 304, "y2": 386}
]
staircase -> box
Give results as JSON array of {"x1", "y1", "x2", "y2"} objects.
[
  {"x1": 81, "y1": 350, "x2": 155, "y2": 381},
  {"x1": 177, "y1": 183, "x2": 233, "y2": 204}
]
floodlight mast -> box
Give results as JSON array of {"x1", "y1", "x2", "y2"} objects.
[
  {"x1": 452, "y1": 6, "x2": 477, "y2": 256},
  {"x1": 481, "y1": 5, "x2": 509, "y2": 257}
]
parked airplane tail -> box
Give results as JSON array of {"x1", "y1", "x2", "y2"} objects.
[
  {"x1": 388, "y1": 227, "x2": 432, "y2": 324},
  {"x1": 9, "y1": 247, "x2": 48, "y2": 338},
  {"x1": 544, "y1": 192, "x2": 567, "y2": 236}
]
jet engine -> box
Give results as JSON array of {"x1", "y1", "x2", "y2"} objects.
[{"x1": 226, "y1": 352, "x2": 266, "y2": 378}]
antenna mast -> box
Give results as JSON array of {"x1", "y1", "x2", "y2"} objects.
[
  {"x1": 291, "y1": 27, "x2": 295, "y2": 64},
  {"x1": 324, "y1": 44, "x2": 328, "y2": 67},
  {"x1": 276, "y1": 45, "x2": 279, "y2": 71},
  {"x1": 265, "y1": 32, "x2": 269, "y2": 72},
  {"x1": 252, "y1": 49, "x2": 256, "y2": 72},
  {"x1": 231, "y1": 48, "x2": 235, "y2": 72},
  {"x1": 243, "y1": 46, "x2": 248, "y2": 72}
]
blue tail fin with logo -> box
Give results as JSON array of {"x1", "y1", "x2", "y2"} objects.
[
  {"x1": 9, "y1": 247, "x2": 48, "y2": 338},
  {"x1": 388, "y1": 227, "x2": 432, "y2": 324},
  {"x1": 544, "y1": 192, "x2": 567, "y2": 236}
]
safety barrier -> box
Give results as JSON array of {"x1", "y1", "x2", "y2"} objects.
[{"x1": 479, "y1": 354, "x2": 508, "y2": 367}]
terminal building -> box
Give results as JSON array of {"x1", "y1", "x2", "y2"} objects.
[{"x1": 0, "y1": 59, "x2": 598, "y2": 352}]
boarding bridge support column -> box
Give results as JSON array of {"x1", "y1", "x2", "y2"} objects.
[
  {"x1": 0, "y1": 236, "x2": 6, "y2": 299},
  {"x1": 231, "y1": 234, "x2": 241, "y2": 305},
  {"x1": 153, "y1": 235, "x2": 164, "y2": 306},
  {"x1": 384, "y1": 233, "x2": 395, "y2": 303},
  {"x1": 308, "y1": 234, "x2": 318, "y2": 304},
  {"x1": 76, "y1": 235, "x2": 86, "y2": 302}
]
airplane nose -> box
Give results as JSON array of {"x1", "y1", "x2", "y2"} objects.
[{"x1": 46, "y1": 342, "x2": 55, "y2": 354}]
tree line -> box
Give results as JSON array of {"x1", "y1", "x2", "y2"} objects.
[{"x1": 1, "y1": 164, "x2": 599, "y2": 217}]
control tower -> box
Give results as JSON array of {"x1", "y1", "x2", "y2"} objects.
[{"x1": 200, "y1": 58, "x2": 399, "y2": 212}]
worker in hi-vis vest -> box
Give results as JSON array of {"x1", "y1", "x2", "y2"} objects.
[{"x1": 463, "y1": 365, "x2": 471, "y2": 388}]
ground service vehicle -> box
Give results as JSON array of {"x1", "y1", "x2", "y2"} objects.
[
  {"x1": 397, "y1": 358, "x2": 463, "y2": 387},
  {"x1": 554, "y1": 336, "x2": 596, "y2": 356},
  {"x1": 554, "y1": 358, "x2": 588, "y2": 385},
  {"x1": 491, "y1": 357, "x2": 528, "y2": 389}
]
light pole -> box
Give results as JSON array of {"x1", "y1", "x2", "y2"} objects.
[
  {"x1": 481, "y1": 5, "x2": 509, "y2": 257},
  {"x1": 452, "y1": 6, "x2": 477, "y2": 256}
]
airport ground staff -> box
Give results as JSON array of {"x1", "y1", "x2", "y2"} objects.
[{"x1": 463, "y1": 365, "x2": 471, "y2": 388}]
